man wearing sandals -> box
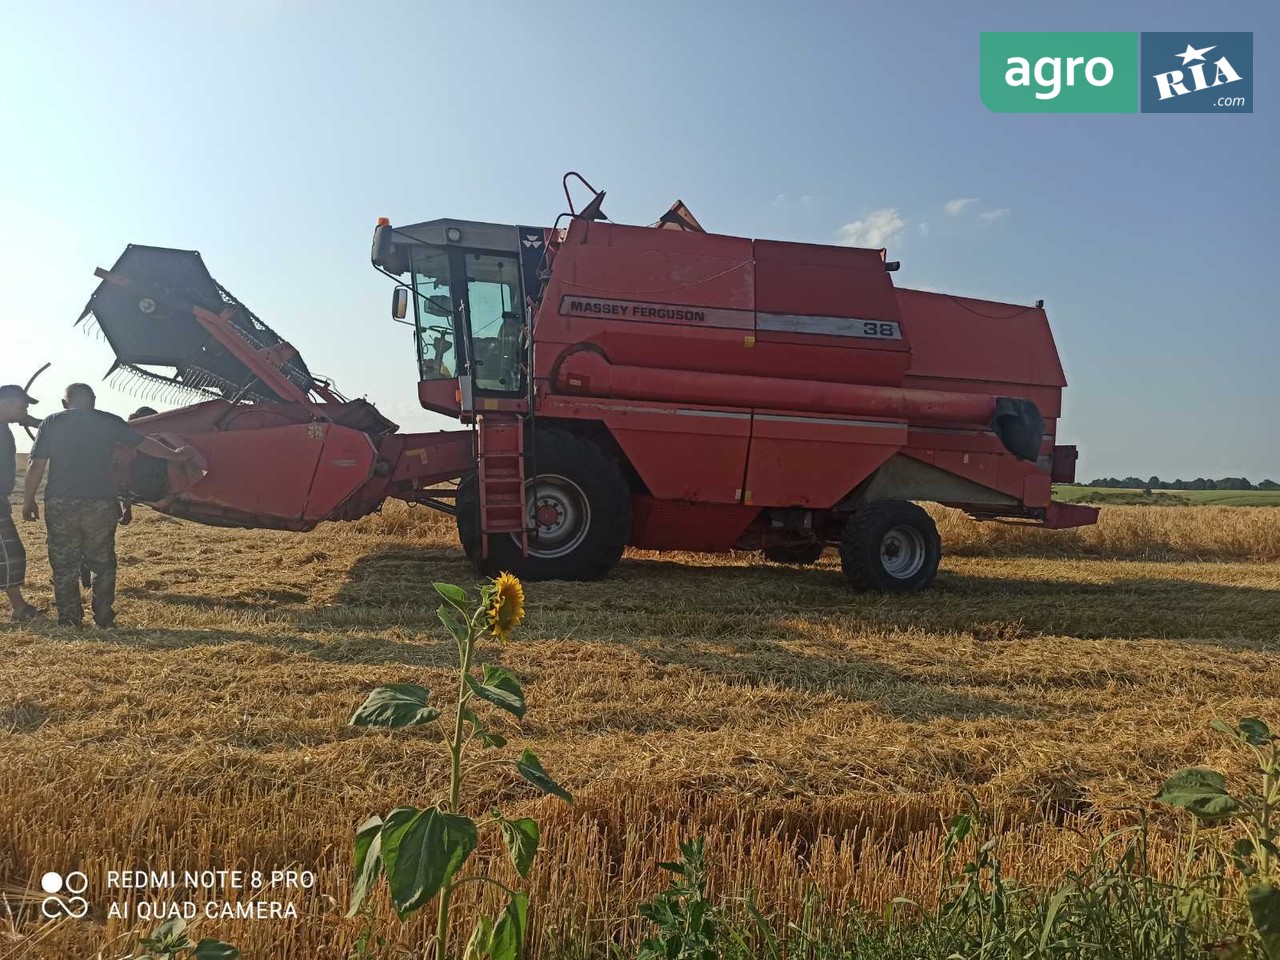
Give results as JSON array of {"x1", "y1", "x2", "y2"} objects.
[{"x1": 0, "y1": 383, "x2": 42, "y2": 623}]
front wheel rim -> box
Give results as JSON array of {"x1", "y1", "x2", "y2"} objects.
[
  {"x1": 515, "y1": 474, "x2": 592, "y2": 559},
  {"x1": 879, "y1": 524, "x2": 927, "y2": 579}
]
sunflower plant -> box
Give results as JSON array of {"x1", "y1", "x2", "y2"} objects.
[
  {"x1": 1157, "y1": 716, "x2": 1280, "y2": 959},
  {"x1": 347, "y1": 574, "x2": 572, "y2": 960}
]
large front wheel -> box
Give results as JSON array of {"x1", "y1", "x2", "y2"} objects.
[
  {"x1": 457, "y1": 430, "x2": 632, "y2": 581},
  {"x1": 838, "y1": 501, "x2": 941, "y2": 592}
]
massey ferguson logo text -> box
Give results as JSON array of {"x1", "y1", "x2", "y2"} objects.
[
  {"x1": 982, "y1": 31, "x2": 1253, "y2": 114},
  {"x1": 558, "y1": 295, "x2": 753, "y2": 330},
  {"x1": 564, "y1": 298, "x2": 708, "y2": 323}
]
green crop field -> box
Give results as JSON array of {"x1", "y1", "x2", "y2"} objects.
[{"x1": 1054, "y1": 484, "x2": 1280, "y2": 507}]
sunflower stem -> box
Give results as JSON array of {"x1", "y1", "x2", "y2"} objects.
[{"x1": 436, "y1": 606, "x2": 478, "y2": 960}]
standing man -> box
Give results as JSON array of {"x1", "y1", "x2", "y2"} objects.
[
  {"x1": 0, "y1": 384, "x2": 42, "y2": 622},
  {"x1": 22, "y1": 384, "x2": 193, "y2": 629}
]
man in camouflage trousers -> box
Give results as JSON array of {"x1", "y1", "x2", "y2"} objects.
[{"x1": 23, "y1": 384, "x2": 193, "y2": 628}]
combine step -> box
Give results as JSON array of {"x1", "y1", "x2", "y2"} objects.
[{"x1": 476, "y1": 415, "x2": 528, "y2": 556}]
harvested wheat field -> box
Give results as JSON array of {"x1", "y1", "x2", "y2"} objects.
[{"x1": 1, "y1": 501, "x2": 1278, "y2": 958}]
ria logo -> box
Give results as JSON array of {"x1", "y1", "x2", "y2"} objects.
[
  {"x1": 1141, "y1": 32, "x2": 1252, "y2": 112},
  {"x1": 1154, "y1": 43, "x2": 1242, "y2": 99}
]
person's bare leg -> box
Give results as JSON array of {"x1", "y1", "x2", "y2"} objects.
[{"x1": 6, "y1": 586, "x2": 29, "y2": 615}]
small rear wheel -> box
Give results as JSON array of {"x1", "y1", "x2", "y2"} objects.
[
  {"x1": 457, "y1": 429, "x2": 632, "y2": 581},
  {"x1": 839, "y1": 501, "x2": 941, "y2": 592},
  {"x1": 763, "y1": 543, "x2": 825, "y2": 565}
]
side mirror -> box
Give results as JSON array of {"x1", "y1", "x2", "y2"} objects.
[{"x1": 391, "y1": 286, "x2": 410, "y2": 321}]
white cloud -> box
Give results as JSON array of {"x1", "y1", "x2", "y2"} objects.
[
  {"x1": 978, "y1": 207, "x2": 1011, "y2": 221},
  {"x1": 771, "y1": 193, "x2": 818, "y2": 209},
  {"x1": 835, "y1": 209, "x2": 905, "y2": 249},
  {"x1": 918, "y1": 222, "x2": 930, "y2": 236},
  {"x1": 945, "y1": 198, "x2": 979, "y2": 216}
]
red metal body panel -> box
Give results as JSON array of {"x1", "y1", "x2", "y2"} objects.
[
  {"x1": 541, "y1": 396, "x2": 751, "y2": 504},
  {"x1": 1051, "y1": 445, "x2": 1080, "y2": 484},
  {"x1": 419, "y1": 379, "x2": 462, "y2": 417},
  {"x1": 744, "y1": 412, "x2": 904, "y2": 507},
  {"x1": 161, "y1": 423, "x2": 367, "y2": 527},
  {"x1": 753, "y1": 239, "x2": 902, "y2": 323},
  {"x1": 629, "y1": 497, "x2": 760, "y2": 552},
  {"x1": 116, "y1": 401, "x2": 474, "y2": 530},
  {"x1": 1044, "y1": 502, "x2": 1100, "y2": 529},
  {"x1": 896, "y1": 288, "x2": 1066, "y2": 388},
  {"x1": 752, "y1": 239, "x2": 910, "y2": 388},
  {"x1": 554, "y1": 350, "x2": 1004, "y2": 427},
  {"x1": 553, "y1": 221, "x2": 755, "y2": 312}
]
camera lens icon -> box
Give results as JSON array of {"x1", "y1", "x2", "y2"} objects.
[{"x1": 39, "y1": 870, "x2": 89, "y2": 919}]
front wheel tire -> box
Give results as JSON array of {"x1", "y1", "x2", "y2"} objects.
[
  {"x1": 838, "y1": 501, "x2": 941, "y2": 592},
  {"x1": 457, "y1": 430, "x2": 632, "y2": 581}
]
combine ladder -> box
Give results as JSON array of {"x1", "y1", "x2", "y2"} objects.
[{"x1": 476, "y1": 414, "x2": 528, "y2": 558}]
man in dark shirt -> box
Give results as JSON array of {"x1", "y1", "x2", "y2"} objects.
[
  {"x1": 0, "y1": 384, "x2": 43, "y2": 622},
  {"x1": 23, "y1": 383, "x2": 194, "y2": 628}
]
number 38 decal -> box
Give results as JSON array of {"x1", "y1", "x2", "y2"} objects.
[{"x1": 861, "y1": 320, "x2": 901, "y2": 339}]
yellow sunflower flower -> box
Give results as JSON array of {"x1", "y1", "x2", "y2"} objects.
[{"x1": 487, "y1": 572, "x2": 526, "y2": 643}]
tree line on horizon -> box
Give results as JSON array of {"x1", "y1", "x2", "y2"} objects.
[{"x1": 1083, "y1": 476, "x2": 1280, "y2": 491}]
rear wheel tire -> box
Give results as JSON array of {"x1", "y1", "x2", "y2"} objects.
[
  {"x1": 763, "y1": 543, "x2": 825, "y2": 565},
  {"x1": 839, "y1": 501, "x2": 941, "y2": 592},
  {"x1": 457, "y1": 430, "x2": 632, "y2": 581}
]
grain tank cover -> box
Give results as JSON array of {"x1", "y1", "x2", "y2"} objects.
[{"x1": 78, "y1": 244, "x2": 319, "y2": 403}]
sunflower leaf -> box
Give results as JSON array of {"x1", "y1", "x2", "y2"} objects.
[
  {"x1": 1156, "y1": 768, "x2": 1241, "y2": 820},
  {"x1": 465, "y1": 665, "x2": 526, "y2": 720},
  {"x1": 1248, "y1": 882, "x2": 1280, "y2": 959},
  {"x1": 193, "y1": 939, "x2": 241, "y2": 960},
  {"x1": 1240, "y1": 717, "x2": 1276, "y2": 746},
  {"x1": 433, "y1": 582, "x2": 472, "y2": 613},
  {"x1": 438, "y1": 605, "x2": 470, "y2": 645},
  {"x1": 490, "y1": 891, "x2": 529, "y2": 960},
  {"x1": 464, "y1": 914, "x2": 495, "y2": 960},
  {"x1": 463, "y1": 708, "x2": 508, "y2": 749},
  {"x1": 497, "y1": 816, "x2": 540, "y2": 878},
  {"x1": 347, "y1": 814, "x2": 384, "y2": 917},
  {"x1": 515, "y1": 749, "x2": 573, "y2": 803},
  {"x1": 381, "y1": 807, "x2": 477, "y2": 918},
  {"x1": 350, "y1": 684, "x2": 440, "y2": 728}
]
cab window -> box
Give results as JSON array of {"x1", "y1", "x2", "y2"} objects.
[
  {"x1": 464, "y1": 252, "x2": 524, "y2": 393},
  {"x1": 409, "y1": 246, "x2": 459, "y2": 383}
]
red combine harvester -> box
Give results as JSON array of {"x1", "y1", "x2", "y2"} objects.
[{"x1": 81, "y1": 175, "x2": 1096, "y2": 591}]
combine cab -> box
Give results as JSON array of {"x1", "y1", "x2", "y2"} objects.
[{"x1": 81, "y1": 175, "x2": 1096, "y2": 591}]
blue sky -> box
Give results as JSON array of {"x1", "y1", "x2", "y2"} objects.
[{"x1": 1, "y1": 0, "x2": 1275, "y2": 480}]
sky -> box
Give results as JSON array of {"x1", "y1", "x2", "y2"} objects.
[{"x1": 1, "y1": 0, "x2": 1275, "y2": 481}]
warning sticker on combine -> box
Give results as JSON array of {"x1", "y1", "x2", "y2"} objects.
[{"x1": 558, "y1": 295, "x2": 753, "y2": 330}]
